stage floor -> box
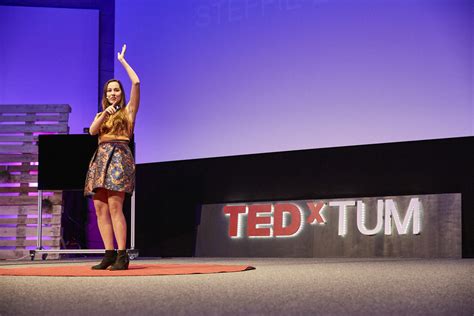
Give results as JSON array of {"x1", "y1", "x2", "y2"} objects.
[{"x1": 1, "y1": 257, "x2": 473, "y2": 315}]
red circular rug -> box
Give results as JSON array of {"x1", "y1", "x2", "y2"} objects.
[{"x1": 0, "y1": 264, "x2": 255, "y2": 277}]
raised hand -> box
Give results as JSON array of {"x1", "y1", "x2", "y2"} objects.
[
  {"x1": 115, "y1": 43, "x2": 140, "y2": 123},
  {"x1": 117, "y1": 44, "x2": 126, "y2": 62}
]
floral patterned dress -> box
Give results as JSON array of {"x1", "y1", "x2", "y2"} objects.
[{"x1": 84, "y1": 141, "x2": 135, "y2": 196}]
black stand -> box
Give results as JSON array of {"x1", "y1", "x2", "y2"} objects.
[{"x1": 30, "y1": 134, "x2": 139, "y2": 260}]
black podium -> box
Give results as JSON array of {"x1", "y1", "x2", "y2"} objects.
[{"x1": 31, "y1": 134, "x2": 138, "y2": 260}]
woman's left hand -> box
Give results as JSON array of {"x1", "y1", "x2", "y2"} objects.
[{"x1": 117, "y1": 44, "x2": 126, "y2": 62}]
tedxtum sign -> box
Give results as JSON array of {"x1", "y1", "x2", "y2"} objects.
[
  {"x1": 224, "y1": 198, "x2": 421, "y2": 238},
  {"x1": 196, "y1": 194, "x2": 462, "y2": 258}
]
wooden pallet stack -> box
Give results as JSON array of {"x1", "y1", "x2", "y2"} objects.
[{"x1": 0, "y1": 104, "x2": 71, "y2": 260}]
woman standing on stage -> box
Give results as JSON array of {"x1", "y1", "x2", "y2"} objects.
[{"x1": 84, "y1": 44, "x2": 140, "y2": 270}]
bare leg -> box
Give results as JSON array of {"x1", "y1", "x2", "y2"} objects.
[
  {"x1": 107, "y1": 190, "x2": 127, "y2": 250},
  {"x1": 93, "y1": 189, "x2": 115, "y2": 250}
]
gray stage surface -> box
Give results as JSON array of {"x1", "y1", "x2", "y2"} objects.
[{"x1": 0, "y1": 258, "x2": 473, "y2": 315}]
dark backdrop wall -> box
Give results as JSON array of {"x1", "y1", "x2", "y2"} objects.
[{"x1": 135, "y1": 137, "x2": 474, "y2": 258}]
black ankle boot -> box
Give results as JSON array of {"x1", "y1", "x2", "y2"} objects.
[
  {"x1": 109, "y1": 250, "x2": 129, "y2": 270},
  {"x1": 91, "y1": 250, "x2": 117, "y2": 270}
]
